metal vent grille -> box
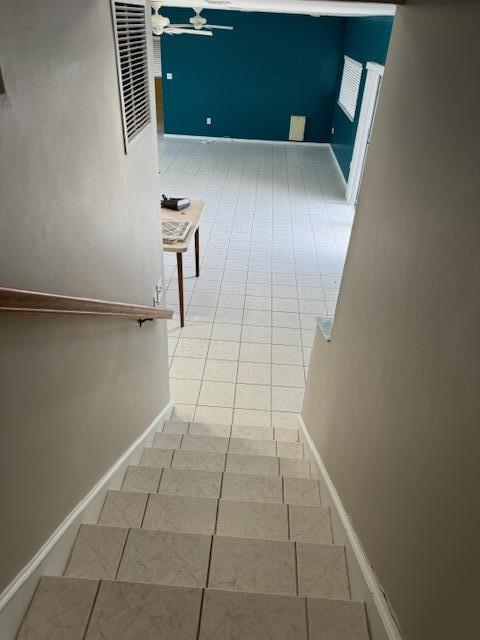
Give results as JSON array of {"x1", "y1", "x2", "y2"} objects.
[
  {"x1": 338, "y1": 55, "x2": 363, "y2": 122},
  {"x1": 112, "y1": 0, "x2": 151, "y2": 150},
  {"x1": 153, "y1": 36, "x2": 162, "y2": 77}
]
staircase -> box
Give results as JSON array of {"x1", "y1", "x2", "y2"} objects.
[{"x1": 17, "y1": 420, "x2": 370, "y2": 639}]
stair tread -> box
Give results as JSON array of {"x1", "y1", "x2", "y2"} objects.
[
  {"x1": 163, "y1": 420, "x2": 300, "y2": 444},
  {"x1": 152, "y1": 432, "x2": 305, "y2": 460},
  {"x1": 65, "y1": 525, "x2": 348, "y2": 601},
  {"x1": 138, "y1": 447, "x2": 309, "y2": 477},
  {"x1": 16, "y1": 576, "x2": 98, "y2": 640},
  {"x1": 98, "y1": 490, "x2": 331, "y2": 543},
  {"x1": 18, "y1": 416, "x2": 369, "y2": 640},
  {"x1": 18, "y1": 576, "x2": 369, "y2": 640},
  {"x1": 121, "y1": 466, "x2": 318, "y2": 504}
]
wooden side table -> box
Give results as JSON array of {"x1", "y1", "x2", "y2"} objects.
[{"x1": 162, "y1": 200, "x2": 204, "y2": 327}]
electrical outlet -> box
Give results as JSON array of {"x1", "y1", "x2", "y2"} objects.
[
  {"x1": 331, "y1": 126, "x2": 335, "y2": 135},
  {"x1": 166, "y1": 72, "x2": 173, "y2": 80},
  {"x1": 206, "y1": 117, "x2": 212, "y2": 125}
]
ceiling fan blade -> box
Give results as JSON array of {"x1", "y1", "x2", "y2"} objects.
[
  {"x1": 165, "y1": 27, "x2": 212, "y2": 36},
  {"x1": 204, "y1": 24, "x2": 234, "y2": 30},
  {"x1": 168, "y1": 24, "x2": 193, "y2": 28}
]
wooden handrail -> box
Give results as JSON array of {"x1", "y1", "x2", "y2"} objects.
[{"x1": 0, "y1": 287, "x2": 173, "y2": 323}]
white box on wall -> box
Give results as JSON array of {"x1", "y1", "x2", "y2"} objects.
[{"x1": 289, "y1": 115, "x2": 306, "y2": 141}]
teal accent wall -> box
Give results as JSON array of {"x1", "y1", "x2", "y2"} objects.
[
  {"x1": 160, "y1": 9, "x2": 345, "y2": 142},
  {"x1": 330, "y1": 17, "x2": 394, "y2": 181}
]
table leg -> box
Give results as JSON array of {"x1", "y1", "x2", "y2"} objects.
[
  {"x1": 195, "y1": 228, "x2": 200, "y2": 278},
  {"x1": 176, "y1": 252, "x2": 185, "y2": 327}
]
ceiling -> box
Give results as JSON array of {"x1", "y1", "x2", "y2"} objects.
[{"x1": 160, "y1": 0, "x2": 397, "y2": 18}]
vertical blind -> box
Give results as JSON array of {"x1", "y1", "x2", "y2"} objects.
[
  {"x1": 338, "y1": 56, "x2": 363, "y2": 122},
  {"x1": 153, "y1": 36, "x2": 162, "y2": 77},
  {"x1": 112, "y1": 1, "x2": 151, "y2": 150}
]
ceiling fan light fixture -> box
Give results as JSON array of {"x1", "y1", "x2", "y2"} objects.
[
  {"x1": 149, "y1": 2, "x2": 231, "y2": 36},
  {"x1": 187, "y1": 7, "x2": 233, "y2": 31}
]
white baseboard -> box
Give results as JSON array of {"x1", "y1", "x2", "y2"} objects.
[
  {"x1": 298, "y1": 415, "x2": 403, "y2": 640},
  {"x1": 328, "y1": 144, "x2": 348, "y2": 192},
  {"x1": 162, "y1": 133, "x2": 331, "y2": 148},
  {"x1": 0, "y1": 401, "x2": 174, "y2": 640}
]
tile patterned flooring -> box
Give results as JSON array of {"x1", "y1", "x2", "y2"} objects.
[
  {"x1": 16, "y1": 142, "x2": 363, "y2": 639},
  {"x1": 159, "y1": 138, "x2": 354, "y2": 428},
  {"x1": 18, "y1": 419, "x2": 369, "y2": 639}
]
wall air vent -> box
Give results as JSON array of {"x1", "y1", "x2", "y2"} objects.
[{"x1": 112, "y1": 0, "x2": 151, "y2": 152}]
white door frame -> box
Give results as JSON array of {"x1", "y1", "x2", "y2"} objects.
[{"x1": 346, "y1": 62, "x2": 385, "y2": 204}]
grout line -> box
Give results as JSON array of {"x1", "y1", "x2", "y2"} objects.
[
  {"x1": 304, "y1": 597, "x2": 311, "y2": 640},
  {"x1": 139, "y1": 494, "x2": 149, "y2": 528},
  {"x1": 81, "y1": 580, "x2": 102, "y2": 640},
  {"x1": 204, "y1": 534, "x2": 215, "y2": 590},
  {"x1": 343, "y1": 545, "x2": 353, "y2": 600},
  {"x1": 219, "y1": 470, "x2": 225, "y2": 501},
  {"x1": 294, "y1": 541, "x2": 300, "y2": 597},
  {"x1": 327, "y1": 506, "x2": 334, "y2": 544},
  {"x1": 63, "y1": 525, "x2": 83, "y2": 577},
  {"x1": 196, "y1": 589, "x2": 206, "y2": 640},
  {"x1": 114, "y1": 528, "x2": 131, "y2": 580},
  {"x1": 15, "y1": 576, "x2": 42, "y2": 635},
  {"x1": 155, "y1": 467, "x2": 163, "y2": 493},
  {"x1": 213, "y1": 497, "x2": 220, "y2": 535}
]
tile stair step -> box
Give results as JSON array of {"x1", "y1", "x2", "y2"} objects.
[
  {"x1": 149, "y1": 432, "x2": 305, "y2": 460},
  {"x1": 137, "y1": 448, "x2": 311, "y2": 476},
  {"x1": 98, "y1": 490, "x2": 332, "y2": 543},
  {"x1": 63, "y1": 525, "x2": 350, "y2": 601},
  {"x1": 162, "y1": 419, "x2": 300, "y2": 444},
  {"x1": 121, "y1": 466, "x2": 316, "y2": 502},
  {"x1": 17, "y1": 576, "x2": 369, "y2": 640}
]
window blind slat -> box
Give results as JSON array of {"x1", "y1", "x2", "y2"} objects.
[
  {"x1": 153, "y1": 37, "x2": 162, "y2": 78},
  {"x1": 338, "y1": 56, "x2": 363, "y2": 122},
  {"x1": 112, "y1": 0, "x2": 151, "y2": 150}
]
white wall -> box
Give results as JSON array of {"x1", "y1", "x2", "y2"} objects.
[
  {"x1": 302, "y1": 2, "x2": 480, "y2": 639},
  {"x1": 0, "y1": 0, "x2": 170, "y2": 594}
]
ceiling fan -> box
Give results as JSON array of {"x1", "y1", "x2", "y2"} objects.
[
  {"x1": 172, "y1": 7, "x2": 234, "y2": 33},
  {"x1": 151, "y1": 2, "x2": 213, "y2": 36}
]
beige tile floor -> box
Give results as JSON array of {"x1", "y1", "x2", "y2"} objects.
[
  {"x1": 18, "y1": 420, "x2": 370, "y2": 639},
  {"x1": 159, "y1": 138, "x2": 354, "y2": 429},
  {"x1": 18, "y1": 575, "x2": 368, "y2": 640},
  {"x1": 16, "y1": 143, "x2": 364, "y2": 640}
]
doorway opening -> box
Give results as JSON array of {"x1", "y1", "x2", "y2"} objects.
[
  {"x1": 155, "y1": 77, "x2": 164, "y2": 133},
  {"x1": 153, "y1": 36, "x2": 164, "y2": 132}
]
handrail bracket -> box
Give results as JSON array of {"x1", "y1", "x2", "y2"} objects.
[{"x1": 138, "y1": 318, "x2": 154, "y2": 327}]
